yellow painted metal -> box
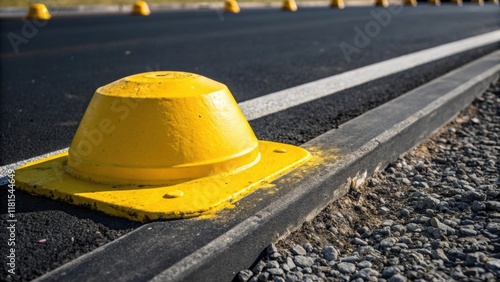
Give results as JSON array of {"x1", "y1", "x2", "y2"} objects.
[
  {"x1": 66, "y1": 72, "x2": 260, "y2": 185},
  {"x1": 224, "y1": 0, "x2": 240, "y2": 13},
  {"x1": 450, "y1": 0, "x2": 463, "y2": 6},
  {"x1": 330, "y1": 0, "x2": 345, "y2": 9},
  {"x1": 132, "y1": 1, "x2": 150, "y2": 16},
  {"x1": 428, "y1": 0, "x2": 441, "y2": 6},
  {"x1": 282, "y1": 0, "x2": 298, "y2": 11},
  {"x1": 374, "y1": 0, "x2": 389, "y2": 7},
  {"x1": 26, "y1": 4, "x2": 51, "y2": 20},
  {"x1": 472, "y1": 0, "x2": 484, "y2": 5},
  {"x1": 14, "y1": 71, "x2": 310, "y2": 222},
  {"x1": 15, "y1": 142, "x2": 309, "y2": 222},
  {"x1": 404, "y1": 0, "x2": 417, "y2": 6}
]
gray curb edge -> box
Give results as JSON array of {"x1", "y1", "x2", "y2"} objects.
[{"x1": 36, "y1": 50, "x2": 500, "y2": 282}]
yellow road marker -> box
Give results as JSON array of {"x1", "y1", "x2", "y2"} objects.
[
  {"x1": 374, "y1": 0, "x2": 389, "y2": 7},
  {"x1": 26, "y1": 4, "x2": 51, "y2": 20},
  {"x1": 132, "y1": 1, "x2": 150, "y2": 16},
  {"x1": 330, "y1": 0, "x2": 346, "y2": 9},
  {"x1": 282, "y1": 0, "x2": 298, "y2": 11},
  {"x1": 15, "y1": 72, "x2": 310, "y2": 222},
  {"x1": 224, "y1": 0, "x2": 241, "y2": 13},
  {"x1": 404, "y1": 0, "x2": 418, "y2": 6}
]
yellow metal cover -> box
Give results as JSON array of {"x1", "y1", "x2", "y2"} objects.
[
  {"x1": 374, "y1": 0, "x2": 389, "y2": 7},
  {"x1": 404, "y1": 0, "x2": 418, "y2": 6},
  {"x1": 14, "y1": 72, "x2": 310, "y2": 222},
  {"x1": 26, "y1": 4, "x2": 51, "y2": 20},
  {"x1": 132, "y1": 1, "x2": 151, "y2": 16},
  {"x1": 282, "y1": 0, "x2": 298, "y2": 11},
  {"x1": 224, "y1": 0, "x2": 241, "y2": 13},
  {"x1": 330, "y1": 0, "x2": 345, "y2": 9}
]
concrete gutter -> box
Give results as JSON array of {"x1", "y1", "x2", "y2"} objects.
[{"x1": 35, "y1": 51, "x2": 500, "y2": 282}]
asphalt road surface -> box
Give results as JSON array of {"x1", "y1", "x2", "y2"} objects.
[{"x1": 0, "y1": 4, "x2": 499, "y2": 281}]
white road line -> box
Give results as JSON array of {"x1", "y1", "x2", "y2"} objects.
[
  {"x1": 0, "y1": 148, "x2": 68, "y2": 185},
  {"x1": 1, "y1": 30, "x2": 500, "y2": 182},
  {"x1": 239, "y1": 30, "x2": 500, "y2": 120}
]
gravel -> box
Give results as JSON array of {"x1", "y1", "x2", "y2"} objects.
[{"x1": 237, "y1": 81, "x2": 500, "y2": 282}]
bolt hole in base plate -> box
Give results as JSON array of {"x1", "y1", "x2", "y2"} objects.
[{"x1": 14, "y1": 141, "x2": 309, "y2": 222}]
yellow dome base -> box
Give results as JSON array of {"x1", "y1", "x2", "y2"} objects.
[
  {"x1": 224, "y1": 0, "x2": 240, "y2": 13},
  {"x1": 132, "y1": 1, "x2": 150, "y2": 16},
  {"x1": 404, "y1": 0, "x2": 418, "y2": 6},
  {"x1": 26, "y1": 4, "x2": 51, "y2": 20},
  {"x1": 282, "y1": 0, "x2": 298, "y2": 11},
  {"x1": 330, "y1": 0, "x2": 345, "y2": 9},
  {"x1": 15, "y1": 141, "x2": 309, "y2": 222},
  {"x1": 374, "y1": 0, "x2": 389, "y2": 7}
]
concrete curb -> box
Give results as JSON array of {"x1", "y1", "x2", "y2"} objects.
[{"x1": 35, "y1": 51, "x2": 499, "y2": 282}]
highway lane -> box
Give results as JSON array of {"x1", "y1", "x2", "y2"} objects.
[
  {"x1": 1, "y1": 5, "x2": 499, "y2": 165},
  {"x1": 0, "y1": 5, "x2": 499, "y2": 280}
]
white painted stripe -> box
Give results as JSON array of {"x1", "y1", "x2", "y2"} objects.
[
  {"x1": 1, "y1": 30, "x2": 499, "y2": 182},
  {"x1": 0, "y1": 148, "x2": 68, "y2": 185},
  {"x1": 239, "y1": 30, "x2": 500, "y2": 120}
]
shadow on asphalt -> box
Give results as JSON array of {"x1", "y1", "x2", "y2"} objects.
[{"x1": 0, "y1": 184, "x2": 141, "y2": 230}]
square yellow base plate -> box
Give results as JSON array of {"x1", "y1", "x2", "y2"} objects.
[{"x1": 14, "y1": 141, "x2": 310, "y2": 222}]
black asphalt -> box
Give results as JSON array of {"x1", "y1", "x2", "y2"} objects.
[{"x1": 0, "y1": 4, "x2": 499, "y2": 281}]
